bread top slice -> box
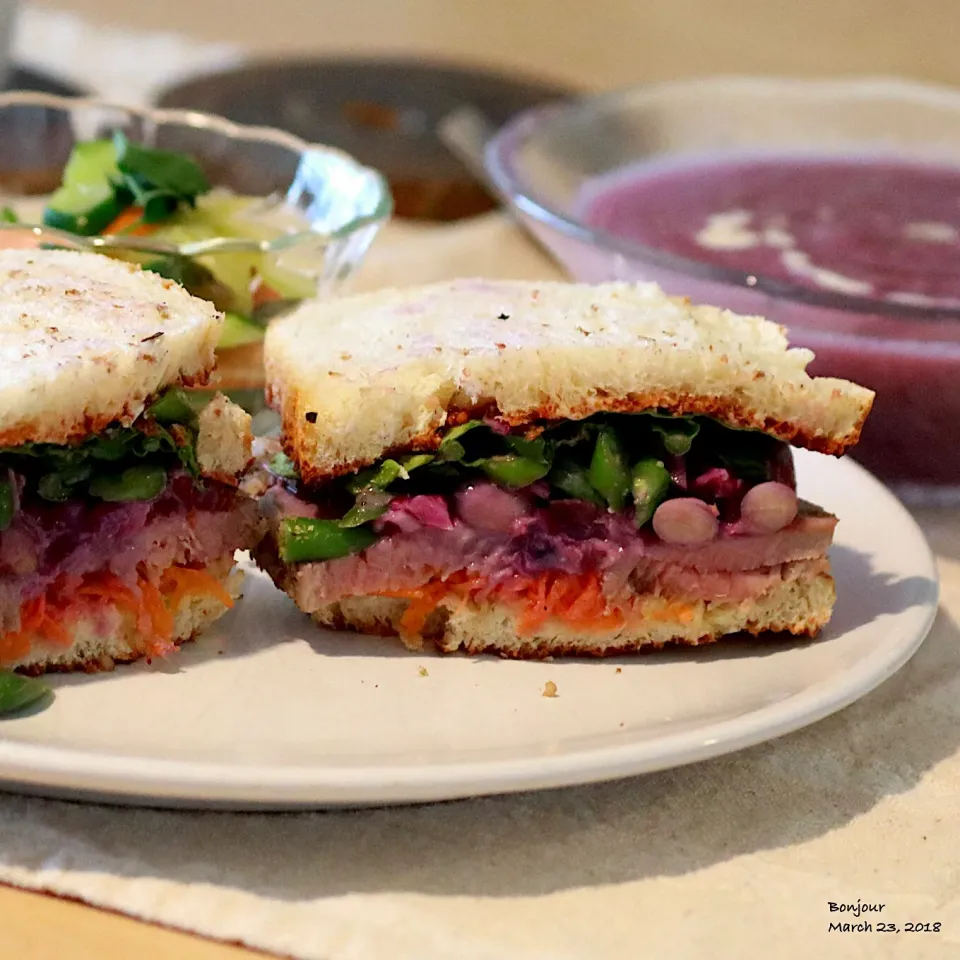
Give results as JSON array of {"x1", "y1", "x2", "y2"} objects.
[
  {"x1": 0, "y1": 249, "x2": 222, "y2": 447},
  {"x1": 265, "y1": 279, "x2": 875, "y2": 482}
]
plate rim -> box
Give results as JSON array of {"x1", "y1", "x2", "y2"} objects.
[{"x1": 0, "y1": 452, "x2": 940, "y2": 808}]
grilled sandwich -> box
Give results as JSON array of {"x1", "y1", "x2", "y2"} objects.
[
  {"x1": 0, "y1": 250, "x2": 262, "y2": 673},
  {"x1": 254, "y1": 279, "x2": 874, "y2": 657}
]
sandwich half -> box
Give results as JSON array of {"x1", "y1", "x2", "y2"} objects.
[
  {"x1": 255, "y1": 279, "x2": 874, "y2": 658},
  {"x1": 0, "y1": 249, "x2": 263, "y2": 673}
]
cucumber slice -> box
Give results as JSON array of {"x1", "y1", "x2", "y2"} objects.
[
  {"x1": 150, "y1": 192, "x2": 317, "y2": 311},
  {"x1": 43, "y1": 194, "x2": 121, "y2": 236},
  {"x1": 218, "y1": 312, "x2": 266, "y2": 349},
  {"x1": 44, "y1": 140, "x2": 123, "y2": 236}
]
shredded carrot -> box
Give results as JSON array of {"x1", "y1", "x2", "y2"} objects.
[
  {"x1": 516, "y1": 574, "x2": 552, "y2": 635},
  {"x1": 102, "y1": 206, "x2": 156, "y2": 237},
  {"x1": 76, "y1": 574, "x2": 138, "y2": 605},
  {"x1": 250, "y1": 278, "x2": 282, "y2": 308},
  {"x1": 1, "y1": 564, "x2": 235, "y2": 667},
  {"x1": 17, "y1": 596, "x2": 46, "y2": 633},
  {"x1": 0, "y1": 598, "x2": 46, "y2": 661},
  {"x1": 374, "y1": 568, "x2": 641, "y2": 641},
  {"x1": 564, "y1": 577, "x2": 604, "y2": 621},
  {"x1": 0, "y1": 629, "x2": 31, "y2": 662},
  {"x1": 139, "y1": 577, "x2": 175, "y2": 647},
  {"x1": 396, "y1": 580, "x2": 451, "y2": 640},
  {"x1": 37, "y1": 610, "x2": 70, "y2": 646},
  {"x1": 160, "y1": 566, "x2": 234, "y2": 610}
]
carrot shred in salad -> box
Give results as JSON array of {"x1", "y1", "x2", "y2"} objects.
[
  {"x1": 379, "y1": 569, "x2": 698, "y2": 642},
  {"x1": 102, "y1": 205, "x2": 157, "y2": 237},
  {"x1": 0, "y1": 565, "x2": 234, "y2": 663}
]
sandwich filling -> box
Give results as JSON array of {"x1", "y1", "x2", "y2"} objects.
[
  {"x1": 255, "y1": 411, "x2": 835, "y2": 644},
  {"x1": 0, "y1": 388, "x2": 260, "y2": 665}
]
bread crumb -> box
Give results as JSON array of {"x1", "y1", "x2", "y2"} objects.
[
  {"x1": 542, "y1": 680, "x2": 558, "y2": 698},
  {"x1": 418, "y1": 666, "x2": 429, "y2": 677},
  {"x1": 615, "y1": 667, "x2": 622, "y2": 674}
]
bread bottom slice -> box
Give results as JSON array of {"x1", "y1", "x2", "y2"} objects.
[
  {"x1": 310, "y1": 571, "x2": 836, "y2": 659},
  {"x1": 7, "y1": 564, "x2": 243, "y2": 675}
]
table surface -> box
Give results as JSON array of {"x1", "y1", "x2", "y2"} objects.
[{"x1": 7, "y1": 0, "x2": 960, "y2": 956}]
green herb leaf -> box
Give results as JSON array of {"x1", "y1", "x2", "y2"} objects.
[
  {"x1": 650, "y1": 417, "x2": 700, "y2": 456},
  {"x1": 0, "y1": 478, "x2": 14, "y2": 531},
  {"x1": 146, "y1": 387, "x2": 207, "y2": 424},
  {"x1": 503, "y1": 434, "x2": 553, "y2": 466},
  {"x1": 268, "y1": 452, "x2": 299, "y2": 480},
  {"x1": 114, "y1": 131, "x2": 210, "y2": 200},
  {"x1": 0, "y1": 419, "x2": 199, "y2": 505},
  {"x1": 37, "y1": 472, "x2": 72, "y2": 502},
  {"x1": 113, "y1": 131, "x2": 210, "y2": 197},
  {"x1": 88, "y1": 465, "x2": 167, "y2": 502},
  {"x1": 0, "y1": 670, "x2": 52, "y2": 716},
  {"x1": 548, "y1": 458, "x2": 604, "y2": 506},
  {"x1": 142, "y1": 191, "x2": 181, "y2": 224},
  {"x1": 438, "y1": 420, "x2": 485, "y2": 462},
  {"x1": 718, "y1": 450, "x2": 771, "y2": 483},
  {"x1": 0, "y1": 206, "x2": 18, "y2": 223},
  {"x1": 36, "y1": 459, "x2": 94, "y2": 502}
]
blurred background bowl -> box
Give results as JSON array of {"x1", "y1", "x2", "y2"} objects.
[
  {"x1": 0, "y1": 91, "x2": 391, "y2": 414},
  {"x1": 157, "y1": 57, "x2": 573, "y2": 223},
  {"x1": 486, "y1": 76, "x2": 960, "y2": 498}
]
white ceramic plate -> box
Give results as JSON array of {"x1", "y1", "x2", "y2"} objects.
[{"x1": 0, "y1": 450, "x2": 939, "y2": 809}]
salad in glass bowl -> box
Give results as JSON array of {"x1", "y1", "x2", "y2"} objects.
[{"x1": 0, "y1": 91, "x2": 392, "y2": 412}]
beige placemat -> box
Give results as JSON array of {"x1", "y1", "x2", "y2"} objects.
[{"x1": 0, "y1": 213, "x2": 956, "y2": 960}]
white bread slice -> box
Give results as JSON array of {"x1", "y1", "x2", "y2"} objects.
[
  {"x1": 0, "y1": 249, "x2": 222, "y2": 447},
  {"x1": 309, "y1": 568, "x2": 835, "y2": 659},
  {"x1": 197, "y1": 393, "x2": 254, "y2": 484},
  {"x1": 7, "y1": 563, "x2": 242, "y2": 675},
  {"x1": 265, "y1": 279, "x2": 874, "y2": 482}
]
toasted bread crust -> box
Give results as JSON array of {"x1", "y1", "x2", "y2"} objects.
[
  {"x1": 285, "y1": 386, "x2": 872, "y2": 486},
  {"x1": 0, "y1": 250, "x2": 222, "y2": 447},
  {"x1": 265, "y1": 280, "x2": 875, "y2": 482},
  {"x1": 0, "y1": 368, "x2": 213, "y2": 449},
  {"x1": 196, "y1": 393, "x2": 254, "y2": 485},
  {"x1": 303, "y1": 570, "x2": 836, "y2": 659},
  {"x1": 9, "y1": 564, "x2": 243, "y2": 676}
]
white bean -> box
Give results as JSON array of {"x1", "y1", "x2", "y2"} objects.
[
  {"x1": 740, "y1": 482, "x2": 798, "y2": 533},
  {"x1": 652, "y1": 497, "x2": 718, "y2": 545}
]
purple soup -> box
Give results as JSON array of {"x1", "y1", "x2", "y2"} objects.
[{"x1": 575, "y1": 154, "x2": 960, "y2": 488}]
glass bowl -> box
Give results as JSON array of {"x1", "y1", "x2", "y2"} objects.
[
  {"x1": 486, "y1": 76, "x2": 960, "y2": 501},
  {"x1": 0, "y1": 90, "x2": 392, "y2": 413}
]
